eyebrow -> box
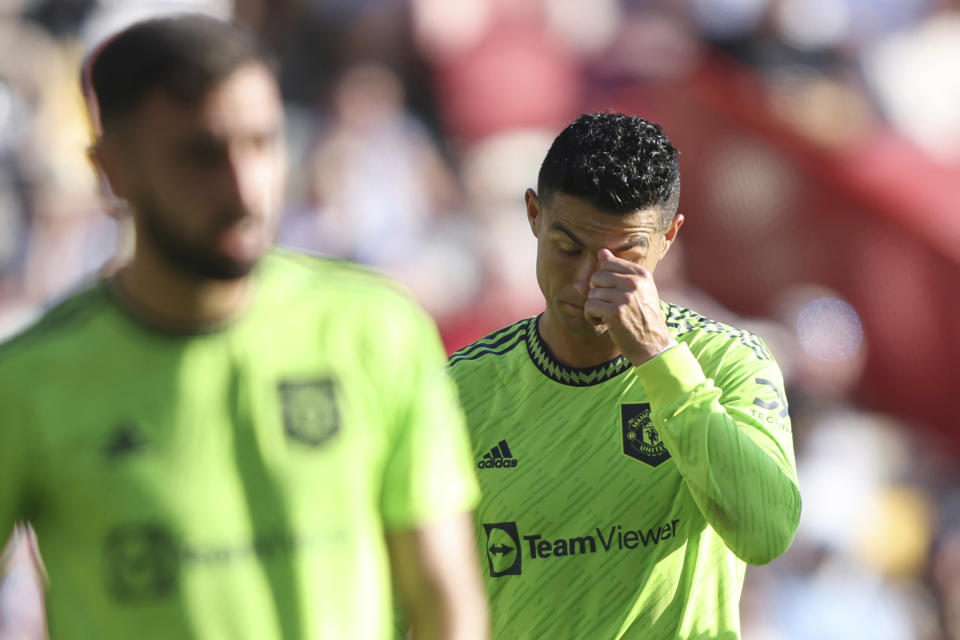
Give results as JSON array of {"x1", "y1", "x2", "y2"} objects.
[{"x1": 548, "y1": 222, "x2": 649, "y2": 252}]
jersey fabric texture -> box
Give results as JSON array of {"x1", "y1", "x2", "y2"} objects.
[
  {"x1": 450, "y1": 302, "x2": 801, "y2": 640},
  {"x1": 0, "y1": 249, "x2": 479, "y2": 639}
]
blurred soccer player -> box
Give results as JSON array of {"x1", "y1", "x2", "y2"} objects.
[
  {"x1": 0, "y1": 15, "x2": 488, "y2": 640},
  {"x1": 450, "y1": 113, "x2": 801, "y2": 638}
]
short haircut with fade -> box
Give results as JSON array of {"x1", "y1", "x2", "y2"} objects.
[
  {"x1": 537, "y1": 113, "x2": 681, "y2": 230},
  {"x1": 84, "y1": 14, "x2": 265, "y2": 137}
]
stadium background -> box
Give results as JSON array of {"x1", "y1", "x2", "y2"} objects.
[{"x1": 0, "y1": 0, "x2": 958, "y2": 638}]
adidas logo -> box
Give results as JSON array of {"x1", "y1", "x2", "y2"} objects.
[
  {"x1": 477, "y1": 439, "x2": 518, "y2": 469},
  {"x1": 104, "y1": 421, "x2": 147, "y2": 460}
]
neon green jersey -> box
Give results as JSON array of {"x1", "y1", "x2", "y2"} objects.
[
  {"x1": 449, "y1": 302, "x2": 801, "y2": 639},
  {"x1": 0, "y1": 249, "x2": 479, "y2": 639}
]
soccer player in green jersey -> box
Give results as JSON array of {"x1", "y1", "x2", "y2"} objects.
[
  {"x1": 450, "y1": 113, "x2": 802, "y2": 639},
  {"x1": 0, "y1": 15, "x2": 488, "y2": 639}
]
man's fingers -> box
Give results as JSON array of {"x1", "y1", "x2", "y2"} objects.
[
  {"x1": 587, "y1": 286, "x2": 628, "y2": 305},
  {"x1": 596, "y1": 249, "x2": 647, "y2": 275},
  {"x1": 585, "y1": 296, "x2": 631, "y2": 317},
  {"x1": 590, "y1": 270, "x2": 636, "y2": 290},
  {"x1": 583, "y1": 298, "x2": 611, "y2": 327}
]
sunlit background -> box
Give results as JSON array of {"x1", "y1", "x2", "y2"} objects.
[{"x1": 1, "y1": 0, "x2": 958, "y2": 638}]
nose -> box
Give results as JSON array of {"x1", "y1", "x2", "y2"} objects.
[
  {"x1": 573, "y1": 253, "x2": 600, "y2": 299},
  {"x1": 223, "y1": 143, "x2": 271, "y2": 215}
]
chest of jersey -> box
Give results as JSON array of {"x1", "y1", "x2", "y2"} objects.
[
  {"x1": 28, "y1": 311, "x2": 388, "y2": 619},
  {"x1": 466, "y1": 361, "x2": 696, "y2": 577}
]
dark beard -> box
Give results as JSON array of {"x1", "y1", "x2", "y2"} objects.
[{"x1": 135, "y1": 193, "x2": 260, "y2": 281}]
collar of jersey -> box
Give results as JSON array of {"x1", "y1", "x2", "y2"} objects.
[
  {"x1": 104, "y1": 271, "x2": 255, "y2": 337},
  {"x1": 524, "y1": 316, "x2": 632, "y2": 387}
]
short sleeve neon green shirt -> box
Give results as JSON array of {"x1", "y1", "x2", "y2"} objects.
[{"x1": 0, "y1": 249, "x2": 479, "y2": 639}]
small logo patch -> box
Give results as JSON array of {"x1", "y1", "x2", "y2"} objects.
[
  {"x1": 104, "y1": 421, "x2": 147, "y2": 460},
  {"x1": 483, "y1": 521, "x2": 522, "y2": 577},
  {"x1": 752, "y1": 377, "x2": 789, "y2": 417},
  {"x1": 477, "y1": 439, "x2": 518, "y2": 469},
  {"x1": 104, "y1": 523, "x2": 178, "y2": 601},
  {"x1": 621, "y1": 403, "x2": 671, "y2": 467},
  {"x1": 751, "y1": 377, "x2": 791, "y2": 431},
  {"x1": 278, "y1": 378, "x2": 340, "y2": 447}
]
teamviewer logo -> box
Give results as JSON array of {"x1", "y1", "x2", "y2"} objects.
[{"x1": 483, "y1": 522, "x2": 521, "y2": 577}]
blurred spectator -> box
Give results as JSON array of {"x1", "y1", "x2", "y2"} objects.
[
  {"x1": 435, "y1": 129, "x2": 550, "y2": 350},
  {"x1": 583, "y1": 0, "x2": 701, "y2": 87},
  {"x1": 932, "y1": 488, "x2": 960, "y2": 639},
  {"x1": 862, "y1": 0, "x2": 960, "y2": 162},
  {"x1": 0, "y1": 2, "x2": 113, "y2": 337},
  {"x1": 743, "y1": 402, "x2": 944, "y2": 640},
  {"x1": 411, "y1": 0, "x2": 582, "y2": 143},
  {"x1": 278, "y1": 62, "x2": 481, "y2": 318}
]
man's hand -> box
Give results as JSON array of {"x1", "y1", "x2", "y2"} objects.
[{"x1": 584, "y1": 248, "x2": 673, "y2": 365}]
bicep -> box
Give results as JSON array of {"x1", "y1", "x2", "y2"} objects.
[{"x1": 716, "y1": 354, "x2": 797, "y2": 474}]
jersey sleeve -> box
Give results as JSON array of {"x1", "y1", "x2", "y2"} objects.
[
  {"x1": 633, "y1": 341, "x2": 802, "y2": 565},
  {"x1": 377, "y1": 298, "x2": 480, "y2": 530}
]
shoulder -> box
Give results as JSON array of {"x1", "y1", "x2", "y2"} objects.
[
  {"x1": 260, "y1": 249, "x2": 448, "y2": 363},
  {"x1": 261, "y1": 248, "x2": 405, "y2": 296},
  {"x1": 448, "y1": 317, "x2": 532, "y2": 376},
  {"x1": 0, "y1": 282, "x2": 111, "y2": 374},
  {"x1": 260, "y1": 248, "x2": 424, "y2": 317},
  {"x1": 662, "y1": 301, "x2": 776, "y2": 366}
]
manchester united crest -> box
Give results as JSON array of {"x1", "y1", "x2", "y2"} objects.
[
  {"x1": 621, "y1": 403, "x2": 671, "y2": 467},
  {"x1": 278, "y1": 378, "x2": 341, "y2": 447}
]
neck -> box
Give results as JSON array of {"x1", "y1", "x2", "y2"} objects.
[
  {"x1": 538, "y1": 309, "x2": 621, "y2": 369},
  {"x1": 114, "y1": 242, "x2": 252, "y2": 332}
]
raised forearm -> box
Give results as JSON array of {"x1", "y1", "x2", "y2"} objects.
[{"x1": 636, "y1": 344, "x2": 802, "y2": 564}]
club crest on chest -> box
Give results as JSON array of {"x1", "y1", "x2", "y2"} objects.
[
  {"x1": 278, "y1": 378, "x2": 340, "y2": 447},
  {"x1": 621, "y1": 403, "x2": 671, "y2": 467}
]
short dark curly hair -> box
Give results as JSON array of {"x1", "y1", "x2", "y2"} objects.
[{"x1": 537, "y1": 113, "x2": 681, "y2": 230}]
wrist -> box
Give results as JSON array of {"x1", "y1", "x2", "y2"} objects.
[
  {"x1": 625, "y1": 338, "x2": 678, "y2": 366},
  {"x1": 651, "y1": 339, "x2": 678, "y2": 360}
]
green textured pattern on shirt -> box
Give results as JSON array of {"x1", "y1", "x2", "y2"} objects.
[
  {"x1": 0, "y1": 249, "x2": 479, "y2": 639},
  {"x1": 450, "y1": 303, "x2": 801, "y2": 640}
]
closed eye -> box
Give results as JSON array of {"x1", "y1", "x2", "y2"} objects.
[{"x1": 179, "y1": 138, "x2": 227, "y2": 168}]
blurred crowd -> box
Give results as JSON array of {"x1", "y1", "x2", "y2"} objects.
[{"x1": 0, "y1": 0, "x2": 957, "y2": 638}]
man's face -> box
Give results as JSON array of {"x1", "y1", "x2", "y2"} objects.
[
  {"x1": 527, "y1": 190, "x2": 682, "y2": 337},
  {"x1": 102, "y1": 61, "x2": 286, "y2": 279}
]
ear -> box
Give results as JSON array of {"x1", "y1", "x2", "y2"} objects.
[
  {"x1": 89, "y1": 138, "x2": 133, "y2": 202},
  {"x1": 659, "y1": 212, "x2": 684, "y2": 259},
  {"x1": 525, "y1": 188, "x2": 540, "y2": 238}
]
